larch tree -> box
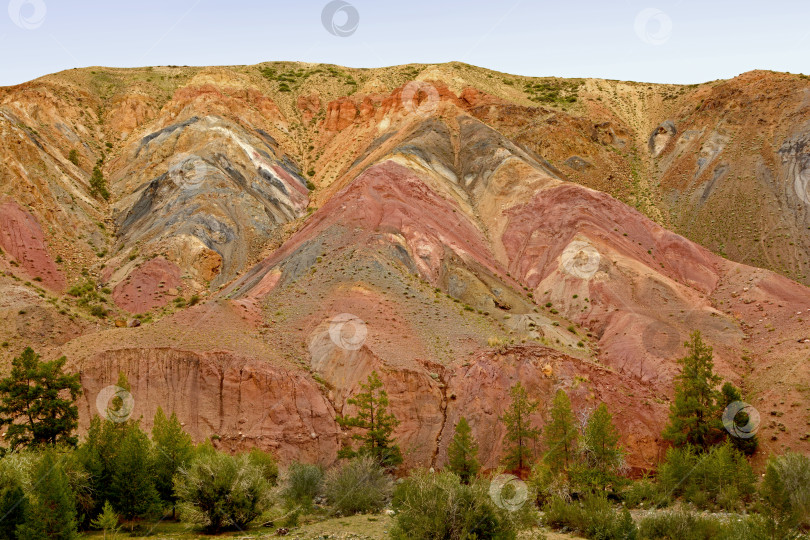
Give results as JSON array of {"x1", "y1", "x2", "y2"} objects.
[
  {"x1": 662, "y1": 331, "x2": 724, "y2": 450},
  {"x1": 336, "y1": 371, "x2": 402, "y2": 468},
  {"x1": 542, "y1": 389, "x2": 578, "y2": 475},
  {"x1": 16, "y1": 451, "x2": 78, "y2": 540},
  {"x1": 152, "y1": 407, "x2": 194, "y2": 519},
  {"x1": 501, "y1": 381, "x2": 541, "y2": 472},
  {"x1": 446, "y1": 417, "x2": 480, "y2": 483},
  {"x1": 577, "y1": 402, "x2": 624, "y2": 491}
]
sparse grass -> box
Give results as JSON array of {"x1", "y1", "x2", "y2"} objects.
[{"x1": 524, "y1": 78, "x2": 583, "y2": 105}]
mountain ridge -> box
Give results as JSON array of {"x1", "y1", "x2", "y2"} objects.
[{"x1": 1, "y1": 61, "x2": 809, "y2": 471}]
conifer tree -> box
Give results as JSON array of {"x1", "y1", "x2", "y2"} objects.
[
  {"x1": 337, "y1": 371, "x2": 402, "y2": 467},
  {"x1": 90, "y1": 501, "x2": 120, "y2": 540},
  {"x1": 109, "y1": 423, "x2": 162, "y2": 521},
  {"x1": 542, "y1": 389, "x2": 578, "y2": 474},
  {"x1": 501, "y1": 381, "x2": 541, "y2": 471},
  {"x1": 78, "y1": 371, "x2": 161, "y2": 524},
  {"x1": 89, "y1": 164, "x2": 109, "y2": 200},
  {"x1": 662, "y1": 331, "x2": 723, "y2": 449},
  {"x1": 76, "y1": 373, "x2": 133, "y2": 519},
  {"x1": 152, "y1": 407, "x2": 193, "y2": 518},
  {"x1": 0, "y1": 347, "x2": 82, "y2": 450},
  {"x1": 16, "y1": 451, "x2": 78, "y2": 540},
  {"x1": 576, "y1": 402, "x2": 624, "y2": 491},
  {"x1": 582, "y1": 403, "x2": 623, "y2": 472},
  {"x1": 719, "y1": 381, "x2": 758, "y2": 455},
  {"x1": 446, "y1": 417, "x2": 480, "y2": 483}
]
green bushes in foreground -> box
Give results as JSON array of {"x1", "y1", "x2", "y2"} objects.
[
  {"x1": 282, "y1": 461, "x2": 324, "y2": 510},
  {"x1": 656, "y1": 442, "x2": 757, "y2": 511},
  {"x1": 391, "y1": 470, "x2": 535, "y2": 540},
  {"x1": 324, "y1": 456, "x2": 392, "y2": 515},
  {"x1": 543, "y1": 493, "x2": 637, "y2": 540},
  {"x1": 637, "y1": 510, "x2": 777, "y2": 540},
  {"x1": 173, "y1": 452, "x2": 271, "y2": 533}
]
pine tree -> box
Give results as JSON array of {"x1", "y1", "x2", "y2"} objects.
[
  {"x1": 90, "y1": 501, "x2": 120, "y2": 540},
  {"x1": 662, "y1": 331, "x2": 723, "y2": 450},
  {"x1": 501, "y1": 381, "x2": 541, "y2": 472},
  {"x1": 582, "y1": 403, "x2": 623, "y2": 472},
  {"x1": 16, "y1": 451, "x2": 78, "y2": 540},
  {"x1": 0, "y1": 347, "x2": 82, "y2": 450},
  {"x1": 76, "y1": 415, "x2": 116, "y2": 517},
  {"x1": 542, "y1": 389, "x2": 578, "y2": 475},
  {"x1": 336, "y1": 371, "x2": 402, "y2": 467},
  {"x1": 576, "y1": 402, "x2": 624, "y2": 491},
  {"x1": 77, "y1": 375, "x2": 133, "y2": 519},
  {"x1": 152, "y1": 407, "x2": 193, "y2": 519},
  {"x1": 446, "y1": 417, "x2": 480, "y2": 483},
  {"x1": 719, "y1": 382, "x2": 758, "y2": 455},
  {"x1": 109, "y1": 423, "x2": 162, "y2": 521}
]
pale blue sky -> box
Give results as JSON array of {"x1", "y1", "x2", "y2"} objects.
[{"x1": 0, "y1": 0, "x2": 808, "y2": 86}]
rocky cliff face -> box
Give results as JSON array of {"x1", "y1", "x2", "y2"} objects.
[{"x1": 1, "y1": 62, "x2": 809, "y2": 470}]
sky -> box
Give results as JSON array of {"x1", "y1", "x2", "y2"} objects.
[{"x1": 0, "y1": 0, "x2": 808, "y2": 87}]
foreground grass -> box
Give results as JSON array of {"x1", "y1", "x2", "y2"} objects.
[
  {"x1": 81, "y1": 514, "x2": 394, "y2": 539},
  {"x1": 80, "y1": 513, "x2": 579, "y2": 539}
]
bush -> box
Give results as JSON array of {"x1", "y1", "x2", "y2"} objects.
[
  {"x1": 0, "y1": 467, "x2": 27, "y2": 539},
  {"x1": 657, "y1": 442, "x2": 755, "y2": 510},
  {"x1": 621, "y1": 475, "x2": 666, "y2": 509},
  {"x1": 637, "y1": 510, "x2": 726, "y2": 540},
  {"x1": 719, "y1": 515, "x2": 779, "y2": 540},
  {"x1": 174, "y1": 452, "x2": 271, "y2": 533},
  {"x1": 324, "y1": 456, "x2": 392, "y2": 515},
  {"x1": 543, "y1": 493, "x2": 637, "y2": 539},
  {"x1": 761, "y1": 451, "x2": 810, "y2": 531},
  {"x1": 528, "y1": 461, "x2": 571, "y2": 505},
  {"x1": 246, "y1": 448, "x2": 279, "y2": 486},
  {"x1": 391, "y1": 470, "x2": 526, "y2": 540},
  {"x1": 282, "y1": 462, "x2": 323, "y2": 508},
  {"x1": 772, "y1": 452, "x2": 810, "y2": 526}
]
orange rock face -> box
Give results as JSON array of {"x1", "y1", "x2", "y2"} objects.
[
  {"x1": 297, "y1": 93, "x2": 322, "y2": 123},
  {"x1": 77, "y1": 348, "x2": 340, "y2": 463},
  {"x1": 0, "y1": 201, "x2": 65, "y2": 291}
]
